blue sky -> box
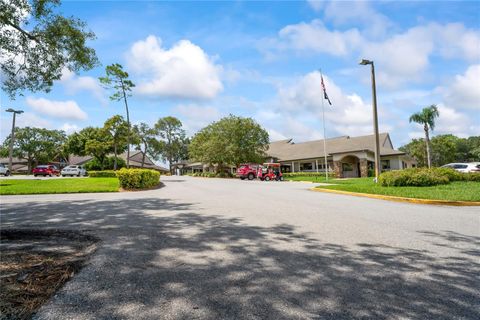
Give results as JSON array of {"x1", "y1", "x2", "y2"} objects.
[{"x1": 1, "y1": 0, "x2": 479, "y2": 148}]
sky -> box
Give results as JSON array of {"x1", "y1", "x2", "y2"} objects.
[{"x1": 1, "y1": 0, "x2": 479, "y2": 149}]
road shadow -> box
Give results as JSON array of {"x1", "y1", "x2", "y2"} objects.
[{"x1": 1, "y1": 199, "x2": 479, "y2": 319}]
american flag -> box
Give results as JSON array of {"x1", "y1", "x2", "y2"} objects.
[{"x1": 321, "y1": 74, "x2": 332, "y2": 106}]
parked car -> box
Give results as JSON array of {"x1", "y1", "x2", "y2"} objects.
[
  {"x1": 441, "y1": 162, "x2": 480, "y2": 173},
  {"x1": 33, "y1": 165, "x2": 60, "y2": 177},
  {"x1": 0, "y1": 163, "x2": 11, "y2": 176},
  {"x1": 61, "y1": 165, "x2": 87, "y2": 177},
  {"x1": 237, "y1": 164, "x2": 259, "y2": 180}
]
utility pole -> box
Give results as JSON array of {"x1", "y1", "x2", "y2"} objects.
[
  {"x1": 5, "y1": 108, "x2": 24, "y2": 172},
  {"x1": 359, "y1": 59, "x2": 381, "y2": 182}
]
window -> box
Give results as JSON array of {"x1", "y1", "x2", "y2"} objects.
[
  {"x1": 300, "y1": 162, "x2": 313, "y2": 171},
  {"x1": 454, "y1": 164, "x2": 468, "y2": 169},
  {"x1": 381, "y1": 160, "x2": 391, "y2": 170},
  {"x1": 342, "y1": 163, "x2": 353, "y2": 172}
]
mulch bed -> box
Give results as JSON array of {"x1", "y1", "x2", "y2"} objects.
[{"x1": 0, "y1": 229, "x2": 98, "y2": 320}]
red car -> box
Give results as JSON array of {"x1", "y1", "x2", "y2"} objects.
[
  {"x1": 33, "y1": 165, "x2": 60, "y2": 177},
  {"x1": 237, "y1": 164, "x2": 259, "y2": 180}
]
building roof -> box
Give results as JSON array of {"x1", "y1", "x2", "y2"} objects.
[
  {"x1": 69, "y1": 151, "x2": 169, "y2": 172},
  {"x1": 267, "y1": 133, "x2": 405, "y2": 161}
]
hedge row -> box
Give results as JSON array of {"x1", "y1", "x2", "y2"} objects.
[
  {"x1": 116, "y1": 168, "x2": 160, "y2": 189},
  {"x1": 282, "y1": 171, "x2": 337, "y2": 178},
  {"x1": 88, "y1": 170, "x2": 116, "y2": 178},
  {"x1": 379, "y1": 167, "x2": 480, "y2": 187},
  {"x1": 190, "y1": 172, "x2": 234, "y2": 178}
]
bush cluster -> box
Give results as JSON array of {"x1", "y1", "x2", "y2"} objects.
[
  {"x1": 88, "y1": 170, "x2": 116, "y2": 178},
  {"x1": 190, "y1": 171, "x2": 234, "y2": 178},
  {"x1": 379, "y1": 167, "x2": 479, "y2": 187},
  {"x1": 282, "y1": 171, "x2": 337, "y2": 178},
  {"x1": 116, "y1": 168, "x2": 160, "y2": 189}
]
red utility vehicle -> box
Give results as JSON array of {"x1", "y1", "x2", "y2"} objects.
[
  {"x1": 257, "y1": 163, "x2": 284, "y2": 181},
  {"x1": 237, "y1": 163, "x2": 259, "y2": 180},
  {"x1": 33, "y1": 165, "x2": 60, "y2": 177}
]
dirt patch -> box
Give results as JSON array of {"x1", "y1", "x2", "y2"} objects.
[{"x1": 0, "y1": 229, "x2": 98, "y2": 320}]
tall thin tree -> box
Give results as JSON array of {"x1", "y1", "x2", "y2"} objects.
[
  {"x1": 99, "y1": 64, "x2": 135, "y2": 167},
  {"x1": 409, "y1": 105, "x2": 440, "y2": 168}
]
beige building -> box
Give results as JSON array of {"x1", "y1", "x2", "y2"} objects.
[
  {"x1": 267, "y1": 133, "x2": 416, "y2": 178},
  {"x1": 176, "y1": 133, "x2": 416, "y2": 178}
]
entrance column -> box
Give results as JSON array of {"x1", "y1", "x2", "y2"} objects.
[
  {"x1": 315, "y1": 159, "x2": 318, "y2": 173},
  {"x1": 333, "y1": 161, "x2": 342, "y2": 178},
  {"x1": 360, "y1": 159, "x2": 369, "y2": 177},
  {"x1": 291, "y1": 161, "x2": 294, "y2": 173}
]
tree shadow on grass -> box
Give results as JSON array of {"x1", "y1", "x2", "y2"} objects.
[{"x1": 1, "y1": 199, "x2": 479, "y2": 319}]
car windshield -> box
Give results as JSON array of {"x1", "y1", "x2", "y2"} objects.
[
  {"x1": 66, "y1": 166, "x2": 77, "y2": 169},
  {"x1": 36, "y1": 165, "x2": 48, "y2": 169}
]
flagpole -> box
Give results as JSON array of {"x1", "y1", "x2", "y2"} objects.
[{"x1": 319, "y1": 69, "x2": 329, "y2": 181}]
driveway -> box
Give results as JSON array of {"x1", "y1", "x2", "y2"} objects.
[{"x1": 1, "y1": 176, "x2": 479, "y2": 319}]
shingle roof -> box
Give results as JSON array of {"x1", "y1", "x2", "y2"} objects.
[{"x1": 267, "y1": 133, "x2": 404, "y2": 161}]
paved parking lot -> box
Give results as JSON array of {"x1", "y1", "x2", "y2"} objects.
[{"x1": 1, "y1": 176, "x2": 479, "y2": 319}]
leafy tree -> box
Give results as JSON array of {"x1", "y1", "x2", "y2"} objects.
[
  {"x1": 1, "y1": 127, "x2": 66, "y2": 172},
  {"x1": 399, "y1": 139, "x2": 426, "y2": 167},
  {"x1": 409, "y1": 105, "x2": 439, "y2": 168},
  {"x1": 155, "y1": 117, "x2": 188, "y2": 174},
  {"x1": 132, "y1": 122, "x2": 159, "y2": 168},
  {"x1": 430, "y1": 134, "x2": 459, "y2": 167},
  {"x1": 66, "y1": 127, "x2": 113, "y2": 170},
  {"x1": 189, "y1": 115, "x2": 269, "y2": 172},
  {"x1": 85, "y1": 156, "x2": 126, "y2": 171},
  {"x1": 104, "y1": 115, "x2": 128, "y2": 170},
  {"x1": 99, "y1": 63, "x2": 135, "y2": 167},
  {"x1": 0, "y1": 0, "x2": 98, "y2": 98}
]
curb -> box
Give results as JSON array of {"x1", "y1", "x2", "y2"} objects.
[{"x1": 309, "y1": 187, "x2": 480, "y2": 206}]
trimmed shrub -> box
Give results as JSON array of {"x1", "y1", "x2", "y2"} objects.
[
  {"x1": 465, "y1": 172, "x2": 480, "y2": 182},
  {"x1": 88, "y1": 170, "x2": 116, "y2": 178},
  {"x1": 216, "y1": 172, "x2": 233, "y2": 178},
  {"x1": 379, "y1": 168, "x2": 449, "y2": 187},
  {"x1": 433, "y1": 167, "x2": 465, "y2": 182},
  {"x1": 282, "y1": 171, "x2": 337, "y2": 178},
  {"x1": 116, "y1": 168, "x2": 160, "y2": 189}
]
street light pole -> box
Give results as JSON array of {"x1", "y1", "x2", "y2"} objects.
[
  {"x1": 359, "y1": 59, "x2": 381, "y2": 182},
  {"x1": 5, "y1": 108, "x2": 24, "y2": 172}
]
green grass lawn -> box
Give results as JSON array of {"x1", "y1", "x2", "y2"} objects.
[
  {"x1": 0, "y1": 178, "x2": 119, "y2": 195},
  {"x1": 316, "y1": 177, "x2": 480, "y2": 202}
]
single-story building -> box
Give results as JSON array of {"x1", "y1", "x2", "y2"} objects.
[
  {"x1": 176, "y1": 133, "x2": 416, "y2": 178},
  {"x1": 68, "y1": 151, "x2": 169, "y2": 173},
  {"x1": 0, "y1": 151, "x2": 168, "y2": 173}
]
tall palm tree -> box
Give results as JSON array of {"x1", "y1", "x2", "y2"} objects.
[{"x1": 409, "y1": 105, "x2": 440, "y2": 168}]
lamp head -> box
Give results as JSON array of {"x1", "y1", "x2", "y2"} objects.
[
  {"x1": 5, "y1": 108, "x2": 23, "y2": 114},
  {"x1": 359, "y1": 59, "x2": 373, "y2": 65},
  {"x1": 5, "y1": 108, "x2": 15, "y2": 113}
]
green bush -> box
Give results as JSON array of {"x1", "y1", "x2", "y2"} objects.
[
  {"x1": 433, "y1": 167, "x2": 465, "y2": 181},
  {"x1": 116, "y1": 168, "x2": 160, "y2": 189},
  {"x1": 379, "y1": 168, "x2": 450, "y2": 187},
  {"x1": 216, "y1": 172, "x2": 233, "y2": 178},
  {"x1": 88, "y1": 170, "x2": 117, "y2": 178},
  {"x1": 282, "y1": 171, "x2": 337, "y2": 178},
  {"x1": 85, "y1": 156, "x2": 126, "y2": 171},
  {"x1": 465, "y1": 172, "x2": 480, "y2": 182}
]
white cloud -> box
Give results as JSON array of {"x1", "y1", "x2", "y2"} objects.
[
  {"x1": 277, "y1": 19, "x2": 362, "y2": 56},
  {"x1": 267, "y1": 20, "x2": 480, "y2": 88},
  {"x1": 0, "y1": 112, "x2": 52, "y2": 140},
  {"x1": 322, "y1": 1, "x2": 392, "y2": 37},
  {"x1": 26, "y1": 97, "x2": 88, "y2": 120},
  {"x1": 434, "y1": 104, "x2": 476, "y2": 138},
  {"x1": 127, "y1": 35, "x2": 223, "y2": 99},
  {"x1": 440, "y1": 64, "x2": 480, "y2": 110},
  {"x1": 60, "y1": 123, "x2": 80, "y2": 134},
  {"x1": 60, "y1": 69, "x2": 106, "y2": 102},
  {"x1": 173, "y1": 104, "x2": 222, "y2": 135},
  {"x1": 306, "y1": 0, "x2": 325, "y2": 12}
]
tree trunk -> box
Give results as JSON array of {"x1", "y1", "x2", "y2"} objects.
[
  {"x1": 424, "y1": 124, "x2": 432, "y2": 168},
  {"x1": 168, "y1": 156, "x2": 173, "y2": 175},
  {"x1": 141, "y1": 147, "x2": 146, "y2": 168},
  {"x1": 114, "y1": 144, "x2": 118, "y2": 171}
]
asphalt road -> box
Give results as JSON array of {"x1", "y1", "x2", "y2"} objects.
[{"x1": 1, "y1": 176, "x2": 479, "y2": 319}]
